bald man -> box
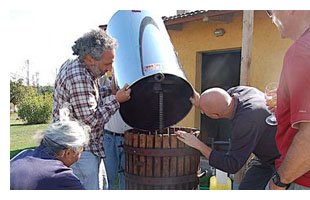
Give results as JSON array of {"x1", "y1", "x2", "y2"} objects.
[{"x1": 177, "y1": 86, "x2": 280, "y2": 189}]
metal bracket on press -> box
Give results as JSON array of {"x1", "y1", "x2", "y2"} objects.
[{"x1": 123, "y1": 145, "x2": 200, "y2": 157}]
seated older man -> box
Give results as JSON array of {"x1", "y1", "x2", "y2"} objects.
[{"x1": 10, "y1": 110, "x2": 89, "y2": 190}]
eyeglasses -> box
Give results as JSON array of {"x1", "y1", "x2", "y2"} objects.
[{"x1": 266, "y1": 10, "x2": 273, "y2": 18}]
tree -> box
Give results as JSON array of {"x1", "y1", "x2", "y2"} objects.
[
  {"x1": 10, "y1": 80, "x2": 25, "y2": 105},
  {"x1": 37, "y1": 85, "x2": 54, "y2": 95},
  {"x1": 11, "y1": 79, "x2": 53, "y2": 124},
  {"x1": 10, "y1": 80, "x2": 37, "y2": 105}
]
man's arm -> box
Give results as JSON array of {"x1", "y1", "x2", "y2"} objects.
[
  {"x1": 176, "y1": 126, "x2": 255, "y2": 174},
  {"x1": 271, "y1": 122, "x2": 310, "y2": 189},
  {"x1": 69, "y1": 77, "x2": 120, "y2": 132},
  {"x1": 269, "y1": 52, "x2": 310, "y2": 189},
  {"x1": 176, "y1": 131, "x2": 212, "y2": 158}
]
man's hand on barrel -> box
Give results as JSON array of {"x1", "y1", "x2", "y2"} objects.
[
  {"x1": 116, "y1": 83, "x2": 131, "y2": 103},
  {"x1": 176, "y1": 130, "x2": 201, "y2": 149},
  {"x1": 176, "y1": 130, "x2": 212, "y2": 159},
  {"x1": 190, "y1": 90, "x2": 200, "y2": 108}
]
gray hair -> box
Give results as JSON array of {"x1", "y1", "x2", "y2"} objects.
[
  {"x1": 34, "y1": 105, "x2": 90, "y2": 154},
  {"x1": 72, "y1": 29, "x2": 118, "y2": 61}
]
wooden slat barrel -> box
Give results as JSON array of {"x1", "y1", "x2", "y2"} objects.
[{"x1": 124, "y1": 127, "x2": 200, "y2": 190}]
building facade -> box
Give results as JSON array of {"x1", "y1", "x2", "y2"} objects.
[{"x1": 164, "y1": 10, "x2": 292, "y2": 130}]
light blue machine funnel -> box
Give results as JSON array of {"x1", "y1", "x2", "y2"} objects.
[{"x1": 107, "y1": 10, "x2": 193, "y2": 131}]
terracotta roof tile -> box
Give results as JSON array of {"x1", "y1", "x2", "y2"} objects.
[{"x1": 162, "y1": 10, "x2": 207, "y2": 21}]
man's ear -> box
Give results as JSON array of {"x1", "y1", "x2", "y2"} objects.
[
  {"x1": 212, "y1": 113, "x2": 220, "y2": 119},
  {"x1": 63, "y1": 148, "x2": 74, "y2": 158},
  {"x1": 84, "y1": 55, "x2": 94, "y2": 66}
]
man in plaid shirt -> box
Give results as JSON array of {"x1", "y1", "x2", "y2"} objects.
[{"x1": 53, "y1": 29, "x2": 131, "y2": 189}]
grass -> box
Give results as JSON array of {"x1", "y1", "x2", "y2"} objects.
[{"x1": 10, "y1": 112, "x2": 49, "y2": 159}]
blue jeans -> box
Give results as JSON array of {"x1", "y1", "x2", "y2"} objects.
[
  {"x1": 71, "y1": 151, "x2": 107, "y2": 190},
  {"x1": 239, "y1": 157, "x2": 274, "y2": 190},
  {"x1": 103, "y1": 132, "x2": 125, "y2": 190}
]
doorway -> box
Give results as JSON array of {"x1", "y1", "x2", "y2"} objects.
[{"x1": 200, "y1": 49, "x2": 241, "y2": 151}]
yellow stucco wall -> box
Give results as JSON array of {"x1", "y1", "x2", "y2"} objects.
[
  {"x1": 168, "y1": 11, "x2": 292, "y2": 128},
  {"x1": 251, "y1": 11, "x2": 292, "y2": 90}
]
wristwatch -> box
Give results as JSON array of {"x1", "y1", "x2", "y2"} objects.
[{"x1": 272, "y1": 172, "x2": 291, "y2": 189}]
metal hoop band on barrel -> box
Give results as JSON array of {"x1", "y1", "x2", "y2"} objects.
[
  {"x1": 123, "y1": 145, "x2": 200, "y2": 157},
  {"x1": 124, "y1": 173, "x2": 199, "y2": 185}
]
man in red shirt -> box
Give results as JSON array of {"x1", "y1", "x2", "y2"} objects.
[{"x1": 266, "y1": 10, "x2": 310, "y2": 190}]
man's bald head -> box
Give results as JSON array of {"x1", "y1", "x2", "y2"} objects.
[{"x1": 199, "y1": 88, "x2": 232, "y2": 119}]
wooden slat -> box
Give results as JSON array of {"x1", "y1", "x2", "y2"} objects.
[
  {"x1": 132, "y1": 133, "x2": 139, "y2": 190},
  {"x1": 162, "y1": 135, "x2": 170, "y2": 177},
  {"x1": 190, "y1": 150, "x2": 198, "y2": 190},
  {"x1": 177, "y1": 138, "x2": 184, "y2": 190},
  {"x1": 154, "y1": 134, "x2": 162, "y2": 189},
  {"x1": 187, "y1": 131, "x2": 198, "y2": 190},
  {"x1": 184, "y1": 151, "x2": 190, "y2": 175},
  {"x1": 184, "y1": 145, "x2": 191, "y2": 189},
  {"x1": 138, "y1": 134, "x2": 146, "y2": 189},
  {"x1": 169, "y1": 134, "x2": 178, "y2": 189},
  {"x1": 146, "y1": 134, "x2": 154, "y2": 189},
  {"x1": 127, "y1": 132, "x2": 133, "y2": 190},
  {"x1": 162, "y1": 134, "x2": 170, "y2": 190}
]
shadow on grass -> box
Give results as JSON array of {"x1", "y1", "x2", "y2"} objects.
[
  {"x1": 10, "y1": 123, "x2": 47, "y2": 127},
  {"x1": 10, "y1": 147, "x2": 36, "y2": 160},
  {"x1": 10, "y1": 124, "x2": 29, "y2": 127}
]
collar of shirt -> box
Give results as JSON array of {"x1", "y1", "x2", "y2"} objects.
[
  {"x1": 300, "y1": 26, "x2": 310, "y2": 39},
  {"x1": 229, "y1": 94, "x2": 239, "y2": 120},
  {"x1": 33, "y1": 144, "x2": 58, "y2": 160}
]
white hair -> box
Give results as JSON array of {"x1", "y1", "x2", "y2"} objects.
[
  {"x1": 72, "y1": 29, "x2": 118, "y2": 61},
  {"x1": 34, "y1": 104, "x2": 90, "y2": 154}
]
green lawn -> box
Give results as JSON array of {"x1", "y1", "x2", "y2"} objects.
[{"x1": 10, "y1": 112, "x2": 49, "y2": 159}]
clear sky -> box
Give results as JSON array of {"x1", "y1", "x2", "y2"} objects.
[
  {"x1": 7, "y1": 1, "x2": 177, "y2": 86},
  {"x1": 5, "y1": 0, "x2": 300, "y2": 86}
]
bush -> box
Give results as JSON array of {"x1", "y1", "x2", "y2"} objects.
[
  {"x1": 10, "y1": 80, "x2": 37, "y2": 106},
  {"x1": 18, "y1": 93, "x2": 53, "y2": 124}
]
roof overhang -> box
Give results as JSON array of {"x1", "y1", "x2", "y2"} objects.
[
  {"x1": 163, "y1": 10, "x2": 241, "y2": 26},
  {"x1": 99, "y1": 10, "x2": 241, "y2": 31}
]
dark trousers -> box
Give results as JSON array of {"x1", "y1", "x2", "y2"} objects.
[{"x1": 238, "y1": 157, "x2": 274, "y2": 190}]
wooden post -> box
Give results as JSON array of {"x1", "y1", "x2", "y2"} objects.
[
  {"x1": 235, "y1": 10, "x2": 254, "y2": 187},
  {"x1": 240, "y1": 10, "x2": 254, "y2": 86}
]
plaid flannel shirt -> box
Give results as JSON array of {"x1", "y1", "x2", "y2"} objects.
[{"x1": 52, "y1": 59, "x2": 120, "y2": 158}]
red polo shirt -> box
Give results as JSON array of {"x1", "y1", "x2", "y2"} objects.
[{"x1": 275, "y1": 27, "x2": 310, "y2": 187}]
